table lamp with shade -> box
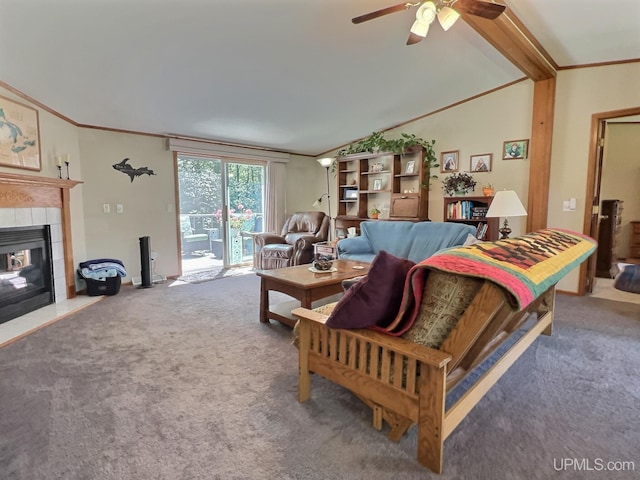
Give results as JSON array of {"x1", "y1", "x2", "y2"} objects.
[
  {"x1": 314, "y1": 157, "x2": 334, "y2": 240},
  {"x1": 485, "y1": 190, "x2": 527, "y2": 239}
]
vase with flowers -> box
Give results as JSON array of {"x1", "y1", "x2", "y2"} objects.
[
  {"x1": 442, "y1": 172, "x2": 477, "y2": 196},
  {"x1": 214, "y1": 205, "x2": 253, "y2": 236}
]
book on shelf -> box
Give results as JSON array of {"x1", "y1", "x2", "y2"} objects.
[
  {"x1": 447, "y1": 200, "x2": 488, "y2": 220},
  {"x1": 475, "y1": 222, "x2": 488, "y2": 240}
]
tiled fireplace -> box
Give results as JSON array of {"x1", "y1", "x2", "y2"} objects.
[{"x1": 0, "y1": 172, "x2": 81, "y2": 322}]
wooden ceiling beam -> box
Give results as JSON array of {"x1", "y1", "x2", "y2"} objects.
[{"x1": 462, "y1": 7, "x2": 558, "y2": 80}]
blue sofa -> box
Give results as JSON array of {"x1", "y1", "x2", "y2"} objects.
[{"x1": 337, "y1": 221, "x2": 476, "y2": 263}]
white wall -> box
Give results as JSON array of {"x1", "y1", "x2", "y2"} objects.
[
  {"x1": 78, "y1": 129, "x2": 177, "y2": 280},
  {"x1": 550, "y1": 62, "x2": 640, "y2": 291},
  {"x1": 284, "y1": 154, "x2": 325, "y2": 220},
  {"x1": 384, "y1": 80, "x2": 533, "y2": 236}
]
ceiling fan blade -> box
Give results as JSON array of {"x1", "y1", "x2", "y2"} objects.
[
  {"x1": 352, "y1": 3, "x2": 411, "y2": 24},
  {"x1": 454, "y1": 0, "x2": 506, "y2": 20},
  {"x1": 406, "y1": 32, "x2": 424, "y2": 45}
]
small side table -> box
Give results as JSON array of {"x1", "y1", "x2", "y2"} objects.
[{"x1": 246, "y1": 232, "x2": 262, "y2": 268}]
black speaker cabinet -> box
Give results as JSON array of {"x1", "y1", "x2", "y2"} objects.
[{"x1": 139, "y1": 236, "x2": 153, "y2": 288}]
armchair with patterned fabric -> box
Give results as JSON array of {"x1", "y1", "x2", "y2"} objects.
[{"x1": 254, "y1": 212, "x2": 330, "y2": 270}]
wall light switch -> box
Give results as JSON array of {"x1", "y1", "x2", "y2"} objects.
[
  {"x1": 116, "y1": 203, "x2": 124, "y2": 214},
  {"x1": 562, "y1": 200, "x2": 571, "y2": 212},
  {"x1": 167, "y1": 203, "x2": 174, "y2": 213},
  {"x1": 569, "y1": 198, "x2": 577, "y2": 210},
  {"x1": 103, "y1": 203, "x2": 111, "y2": 214}
]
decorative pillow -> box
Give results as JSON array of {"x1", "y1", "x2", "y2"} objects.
[
  {"x1": 463, "y1": 233, "x2": 481, "y2": 246},
  {"x1": 401, "y1": 271, "x2": 482, "y2": 348},
  {"x1": 326, "y1": 250, "x2": 415, "y2": 329}
]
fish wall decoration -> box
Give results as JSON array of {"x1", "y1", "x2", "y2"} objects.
[{"x1": 112, "y1": 158, "x2": 156, "y2": 182}]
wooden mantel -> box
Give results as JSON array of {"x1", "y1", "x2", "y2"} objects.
[{"x1": 0, "y1": 171, "x2": 83, "y2": 299}]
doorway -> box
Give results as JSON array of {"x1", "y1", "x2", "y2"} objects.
[
  {"x1": 176, "y1": 155, "x2": 265, "y2": 275},
  {"x1": 582, "y1": 106, "x2": 640, "y2": 296}
]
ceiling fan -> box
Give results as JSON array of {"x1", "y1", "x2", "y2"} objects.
[{"x1": 352, "y1": 0, "x2": 506, "y2": 45}]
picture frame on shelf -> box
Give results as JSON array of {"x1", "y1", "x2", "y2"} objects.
[
  {"x1": 503, "y1": 139, "x2": 529, "y2": 159},
  {"x1": 405, "y1": 160, "x2": 415, "y2": 174},
  {"x1": 0, "y1": 95, "x2": 41, "y2": 171},
  {"x1": 370, "y1": 162, "x2": 384, "y2": 173},
  {"x1": 440, "y1": 150, "x2": 459, "y2": 173},
  {"x1": 470, "y1": 153, "x2": 492, "y2": 172},
  {"x1": 372, "y1": 179, "x2": 382, "y2": 191},
  {"x1": 344, "y1": 188, "x2": 358, "y2": 200}
]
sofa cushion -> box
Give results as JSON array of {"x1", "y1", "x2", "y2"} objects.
[
  {"x1": 337, "y1": 221, "x2": 477, "y2": 264},
  {"x1": 401, "y1": 271, "x2": 482, "y2": 348},
  {"x1": 326, "y1": 250, "x2": 414, "y2": 329}
]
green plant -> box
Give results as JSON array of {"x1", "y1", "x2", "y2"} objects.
[
  {"x1": 442, "y1": 172, "x2": 477, "y2": 196},
  {"x1": 370, "y1": 207, "x2": 381, "y2": 215},
  {"x1": 337, "y1": 131, "x2": 439, "y2": 187}
]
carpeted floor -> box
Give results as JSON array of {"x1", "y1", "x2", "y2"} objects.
[
  {"x1": 1, "y1": 275, "x2": 639, "y2": 480},
  {"x1": 176, "y1": 265, "x2": 254, "y2": 284}
]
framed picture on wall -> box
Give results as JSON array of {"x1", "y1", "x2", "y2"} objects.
[
  {"x1": 0, "y1": 95, "x2": 41, "y2": 171},
  {"x1": 440, "y1": 150, "x2": 459, "y2": 173},
  {"x1": 503, "y1": 139, "x2": 529, "y2": 159},
  {"x1": 470, "y1": 153, "x2": 492, "y2": 172}
]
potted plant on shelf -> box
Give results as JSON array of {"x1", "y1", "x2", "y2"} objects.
[
  {"x1": 442, "y1": 172, "x2": 477, "y2": 196},
  {"x1": 370, "y1": 207, "x2": 381, "y2": 219}
]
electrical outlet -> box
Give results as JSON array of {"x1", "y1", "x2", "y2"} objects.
[
  {"x1": 103, "y1": 203, "x2": 110, "y2": 214},
  {"x1": 116, "y1": 203, "x2": 124, "y2": 214}
]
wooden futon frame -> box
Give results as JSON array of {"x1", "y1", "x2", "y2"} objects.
[{"x1": 292, "y1": 281, "x2": 555, "y2": 474}]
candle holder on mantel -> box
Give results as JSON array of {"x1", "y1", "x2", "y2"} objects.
[
  {"x1": 57, "y1": 165, "x2": 63, "y2": 179},
  {"x1": 64, "y1": 161, "x2": 70, "y2": 180}
]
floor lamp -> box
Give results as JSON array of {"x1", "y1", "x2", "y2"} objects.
[
  {"x1": 485, "y1": 190, "x2": 527, "y2": 239},
  {"x1": 314, "y1": 157, "x2": 333, "y2": 241}
]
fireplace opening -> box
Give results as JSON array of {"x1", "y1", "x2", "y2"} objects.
[{"x1": 0, "y1": 225, "x2": 54, "y2": 325}]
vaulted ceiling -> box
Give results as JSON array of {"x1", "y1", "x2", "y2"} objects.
[{"x1": 1, "y1": 0, "x2": 638, "y2": 156}]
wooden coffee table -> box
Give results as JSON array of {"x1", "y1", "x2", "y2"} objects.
[{"x1": 256, "y1": 259, "x2": 370, "y2": 327}]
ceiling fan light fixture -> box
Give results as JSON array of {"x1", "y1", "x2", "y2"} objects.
[
  {"x1": 437, "y1": 6, "x2": 460, "y2": 31},
  {"x1": 409, "y1": 19, "x2": 431, "y2": 37},
  {"x1": 416, "y1": 1, "x2": 437, "y2": 24}
]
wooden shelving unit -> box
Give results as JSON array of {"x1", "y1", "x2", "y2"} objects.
[
  {"x1": 335, "y1": 147, "x2": 429, "y2": 235},
  {"x1": 443, "y1": 195, "x2": 498, "y2": 241}
]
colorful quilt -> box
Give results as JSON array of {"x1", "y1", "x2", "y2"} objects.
[{"x1": 373, "y1": 228, "x2": 597, "y2": 336}]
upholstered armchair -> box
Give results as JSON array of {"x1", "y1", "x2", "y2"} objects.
[{"x1": 254, "y1": 212, "x2": 330, "y2": 270}]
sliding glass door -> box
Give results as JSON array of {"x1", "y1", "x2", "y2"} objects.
[
  {"x1": 177, "y1": 155, "x2": 264, "y2": 272},
  {"x1": 224, "y1": 162, "x2": 265, "y2": 266}
]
